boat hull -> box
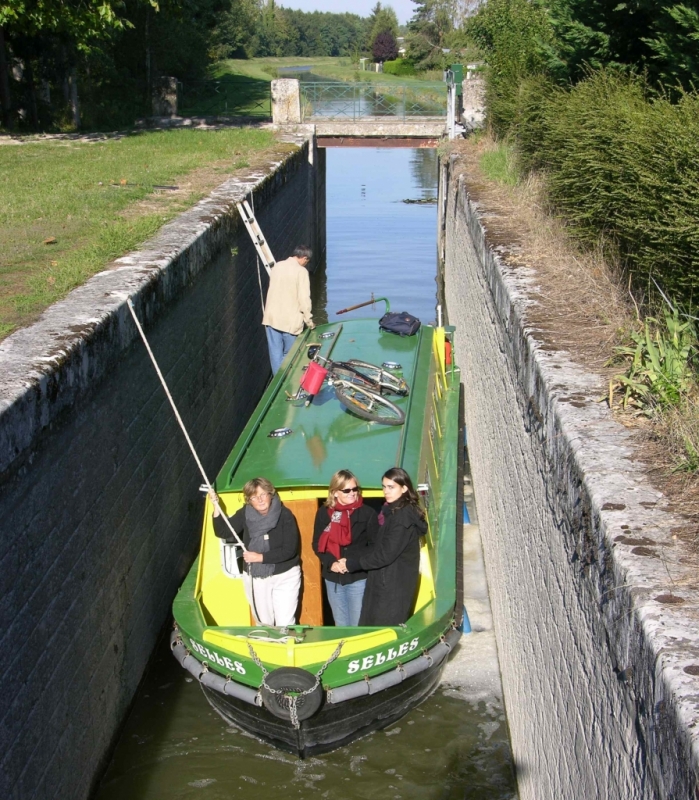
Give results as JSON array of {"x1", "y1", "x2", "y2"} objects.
[{"x1": 201, "y1": 654, "x2": 447, "y2": 757}]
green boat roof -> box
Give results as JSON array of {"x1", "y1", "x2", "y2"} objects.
[{"x1": 216, "y1": 319, "x2": 434, "y2": 492}]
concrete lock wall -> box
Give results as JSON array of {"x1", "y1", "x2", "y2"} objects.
[
  {"x1": 0, "y1": 135, "x2": 325, "y2": 800},
  {"x1": 440, "y1": 159, "x2": 699, "y2": 799}
]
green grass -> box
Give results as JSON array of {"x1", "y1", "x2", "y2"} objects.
[
  {"x1": 214, "y1": 57, "x2": 447, "y2": 88},
  {"x1": 479, "y1": 142, "x2": 519, "y2": 186},
  {"x1": 0, "y1": 127, "x2": 279, "y2": 339}
]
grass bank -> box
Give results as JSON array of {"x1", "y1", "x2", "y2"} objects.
[
  {"x1": 0, "y1": 127, "x2": 284, "y2": 340},
  {"x1": 214, "y1": 56, "x2": 446, "y2": 88}
]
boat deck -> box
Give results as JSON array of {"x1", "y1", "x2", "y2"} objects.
[{"x1": 216, "y1": 319, "x2": 433, "y2": 492}]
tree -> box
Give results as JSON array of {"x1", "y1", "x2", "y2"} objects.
[
  {"x1": 405, "y1": 0, "x2": 457, "y2": 70},
  {"x1": 0, "y1": 0, "x2": 135, "y2": 127},
  {"x1": 373, "y1": 30, "x2": 398, "y2": 62},
  {"x1": 367, "y1": 2, "x2": 399, "y2": 50}
]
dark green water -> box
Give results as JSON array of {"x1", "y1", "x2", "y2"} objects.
[
  {"x1": 96, "y1": 637, "x2": 514, "y2": 800},
  {"x1": 94, "y1": 147, "x2": 516, "y2": 800}
]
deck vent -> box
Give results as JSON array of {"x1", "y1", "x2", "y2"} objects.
[
  {"x1": 320, "y1": 331, "x2": 335, "y2": 339},
  {"x1": 268, "y1": 427, "x2": 293, "y2": 438},
  {"x1": 382, "y1": 361, "x2": 402, "y2": 370}
]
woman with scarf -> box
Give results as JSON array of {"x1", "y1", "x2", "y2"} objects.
[
  {"x1": 337, "y1": 467, "x2": 427, "y2": 626},
  {"x1": 312, "y1": 469, "x2": 379, "y2": 627},
  {"x1": 209, "y1": 478, "x2": 301, "y2": 627}
]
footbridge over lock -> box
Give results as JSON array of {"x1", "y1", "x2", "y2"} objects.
[{"x1": 271, "y1": 77, "x2": 446, "y2": 146}]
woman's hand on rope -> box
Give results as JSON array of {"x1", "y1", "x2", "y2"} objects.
[
  {"x1": 208, "y1": 488, "x2": 221, "y2": 517},
  {"x1": 244, "y1": 550, "x2": 264, "y2": 564}
]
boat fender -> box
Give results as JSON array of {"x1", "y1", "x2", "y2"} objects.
[
  {"x1": 223, "y1": 678, "x2": 263, "y2": 706},
  {"x1": 327, "y1": 628, "x2": 462, "y2": 705},
  {"x1": 326, "y1": 679, "x2": 371, "y2": 704},
  {"x1": 200, "y1": 668, "x2": 226, "y2": 692},
  {"x1": 260, "y1": 667, "x2": 323, "y2": 722},
  {"x1": 400, "y1": 654, "x2": 434, "y2": 679},
  {"x1": 367, "y1": 668, "x2": 404, "y2": 694}
]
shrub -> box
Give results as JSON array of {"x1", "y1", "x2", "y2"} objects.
[
  {"x1": 383, "y1": 58, "x2": 416, "y2": 77},
  {"x1": 535, "y1": 70, "x2": 699, "y2": 302}
]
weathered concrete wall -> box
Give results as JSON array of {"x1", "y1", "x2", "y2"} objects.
[
  {"x1": 0, "y1": 135, "x2": 324, "y2": 800},
  {"x1": 441, "y1": 160, "x2": 699, "y2": 799}
]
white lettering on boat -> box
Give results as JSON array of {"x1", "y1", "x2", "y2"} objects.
[
  {"x1": 190, "y1": 639, "x2": 246, "y2": 674},
  {"x1": 347, "y1": 638, "x2": 420, "y2": 674}
]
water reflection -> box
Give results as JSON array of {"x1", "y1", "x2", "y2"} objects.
[{"x1": 314, "y1": 147, "x2": 439, "y2": 325}]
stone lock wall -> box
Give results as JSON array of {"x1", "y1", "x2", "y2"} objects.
[
  {"x1": 441, "y1": 160, "x2": 699, "y2": 799},
  {"x1": 0, "y1": 135, "x2": 324, "y2": 800}
]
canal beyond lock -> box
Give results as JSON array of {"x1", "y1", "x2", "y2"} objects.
[{"x1": 93, "y1": 147, "x2": 517, "y2": 800}]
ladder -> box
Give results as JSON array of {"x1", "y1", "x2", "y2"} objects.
[{"x1": 236, "y1": 199, "x2": 275, "y2": 276}]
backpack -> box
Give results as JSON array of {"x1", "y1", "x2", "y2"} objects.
[{"x1": 378, "y1": 311, "x2": 421, "y2": 336}]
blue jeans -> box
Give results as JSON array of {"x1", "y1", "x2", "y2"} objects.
[
  {"x1": 265, "y1": 326, "x2": 297, "y2": 375},
  {"x1": 325, "y1": 578, "x2": 366, "y2": 627}
]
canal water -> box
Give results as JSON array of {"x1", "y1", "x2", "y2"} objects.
[{"x1": 93, "y1": 147, "x2": 517, "y2": 800}]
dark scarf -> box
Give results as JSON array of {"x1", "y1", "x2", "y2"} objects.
[
  {"x1": 317, "y1": 497, "x2": 363, "y2": 560},
  {"x1": 245, "y1": 494, "x2": 282, "y2": 578}
]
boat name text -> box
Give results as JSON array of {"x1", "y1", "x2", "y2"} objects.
[
  {"x1": 347, "y1": 638, "x2": 420, "y2": 674},
  {"x1": 189, "y1": 640, "x2": 247, "y2": 674}
]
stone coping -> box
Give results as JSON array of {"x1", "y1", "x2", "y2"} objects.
[
  {"x1": 454, "y1": 168, "x2": 699, "y2": 794},
  {"x1": 0, "y1": 132, "x2": 310, "y2": 478}
]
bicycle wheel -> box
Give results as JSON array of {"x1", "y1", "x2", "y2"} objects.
[
  {"x1": 342, "y1": 359, "x2": 410, "y2": 396},
  {"x1": 334, "y1": 381, "x2": 405, "y2": 425}
]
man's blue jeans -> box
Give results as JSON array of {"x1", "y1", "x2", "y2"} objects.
[
  {"x1": 265, "y1": 326, "x2": 297, "y2": 375},
  {"x1": 325, "y1": 578, "x2": 367, "y2": 627}
]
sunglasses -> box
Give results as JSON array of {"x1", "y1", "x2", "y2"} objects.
[{"x1": 338, "y1": 486, "x2": 360, "y2": 494}]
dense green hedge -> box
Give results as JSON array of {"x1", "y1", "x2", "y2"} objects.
[
  {"x1": 511, "y1": 71, "x2": 699, "y2": 303},
  {"x1": 383, "y1": 58, "x2": 416, "y2": 76}
]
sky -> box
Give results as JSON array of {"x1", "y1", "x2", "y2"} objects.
[{"x1": 278, "y1": 0, "x2": 417, "y2": 25}]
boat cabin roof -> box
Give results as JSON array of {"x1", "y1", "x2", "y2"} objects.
[{"x1": 216, "y1": 319, "x2": 433, "y2": 492}]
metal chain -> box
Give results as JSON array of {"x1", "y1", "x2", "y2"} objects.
[{"x1": 247, "y1": 640, "x2": 345, "y2": 729}]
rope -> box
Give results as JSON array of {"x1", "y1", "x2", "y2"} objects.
[{"x1": 127, "y1": 298, "x2": 246, "y2": 551}]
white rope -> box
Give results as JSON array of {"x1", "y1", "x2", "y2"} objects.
[{"x1": 127, "y1": 298, "x2": 246, "y2": 551}]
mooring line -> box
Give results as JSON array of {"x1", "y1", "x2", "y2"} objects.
[{"x1": 126, "y1": 297, "x2": 246, "y2": 550}]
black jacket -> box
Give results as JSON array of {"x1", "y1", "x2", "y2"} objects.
[
  {"x1": 213, "y1": 505, "x2": 300, "y2": 575},
  {"x1": 312, "y1": 504, "x2": 379, "y2": 585},
  {"x1": 346, "y1": 501, "x2": 427, "y2": 626}
]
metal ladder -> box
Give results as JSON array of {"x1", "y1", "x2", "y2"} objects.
[{"x1": 236, "y1": 199, "x2": 275, "y2": 277}]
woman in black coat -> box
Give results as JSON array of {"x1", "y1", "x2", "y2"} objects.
[
  {"x1": 340, "y1": 467, "x2": 427, "y2": 626},
  {"x1": 312, "y1": 469, "x2": 378, "y2": 626}
]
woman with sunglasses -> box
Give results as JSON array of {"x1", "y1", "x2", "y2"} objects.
[
  {"x1": 338, "y1": 467, "x2": 427, "y2": 626},
  {"x1": 209, "y1": 477, "x2": 301, "y2": 627},
  {"x1": 312, "y1": 469, "x2": 379, "y2": 627}
]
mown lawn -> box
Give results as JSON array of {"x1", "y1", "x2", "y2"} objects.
[
  {"x1": 0, "y1": 127, "x2": 284, "y2": 340},
  {"x1": 214, "y1": 56, "x2": 446, "y2": 88}
]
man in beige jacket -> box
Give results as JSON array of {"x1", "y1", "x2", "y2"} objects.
[{"x1": 262, "y1": 245, "x2": 314, "y2": 374}]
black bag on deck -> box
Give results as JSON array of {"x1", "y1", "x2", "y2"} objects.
[{"x1": 379, "y1": 311, "x2": 421, "y2": 336}]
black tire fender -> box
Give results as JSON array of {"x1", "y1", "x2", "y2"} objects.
[{"x1": 260, "y1": 667, "x2": 323, "y2": 722}]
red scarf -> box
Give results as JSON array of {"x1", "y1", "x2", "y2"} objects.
[{"x1": 317, "y1": 498, "x2": 363, "y2": 560}]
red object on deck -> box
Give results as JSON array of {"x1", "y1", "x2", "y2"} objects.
[
  {"x1": 300, "y1": 361, "x2": 328, "y2": 395},
  {"x1": 445, "y1": 340, "x2": 452, "y2": 366}
]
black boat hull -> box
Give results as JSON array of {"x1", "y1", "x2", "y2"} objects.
[{"x1": 201, "y1": 656, "x2": 448, "y2": 757}]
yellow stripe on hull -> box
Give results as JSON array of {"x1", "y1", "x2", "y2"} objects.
[{"x1": 202, "y1": 628, "x2": 397, "y2": 668}]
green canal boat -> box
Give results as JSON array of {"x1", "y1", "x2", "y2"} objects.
[{"x1": 171, "y1": 313, "x2": 464, "y2": 756}]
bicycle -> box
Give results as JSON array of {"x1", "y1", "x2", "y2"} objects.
[{"x1": 289, "y1": 334, "x2": 409, "y2": 426}]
